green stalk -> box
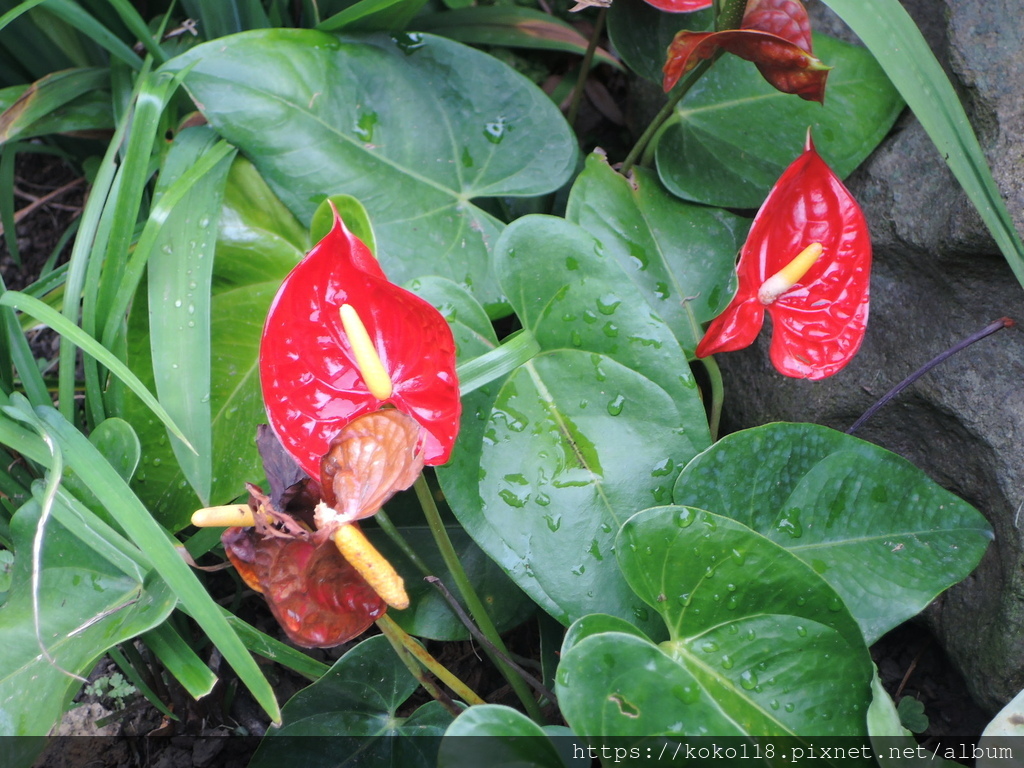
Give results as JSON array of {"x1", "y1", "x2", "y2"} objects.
[
  {"x1": 376, "y1": 614, "x2": 486, "y2": 708},
  {"x1": 565, "y1": 7, "x2": 608, "y2": 129},
  {"x1": 414, "y1": 474, "x2": 545, "y2": 723},
  {"x1": 700, "y1": 355, "x2": 724, "y2": 441},
  {"x1": 621, "y1": 53, "x2": 719, "y2": 176}
]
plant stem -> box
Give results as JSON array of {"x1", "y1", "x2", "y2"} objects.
[
  {"x1": 566, "y1": 7, "x2": 608, "y2": 129},
  {"x1": 414, "y1": 473, "x2": 545, "y2": 722},
  {"x1": 376, "y1": 614, "x2": 486, "y2": 710},
  {"x1": 376, "y1": 615, "x2": 462, "y2": 716},
  {"x1": 847, "y1": 317, "x2": 1015, "y2": 435},
  {"x1": 621, "y1": 54, "x2": 718, "y2": 176},
  {"x1": 701, "y1": 355, "x2": 724, "y2": 441},
  {"x1": 426, "y1": 576, "x2": 556, "y2": 705}
]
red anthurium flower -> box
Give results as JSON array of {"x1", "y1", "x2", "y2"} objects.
[
  {"x1": 644, "y1": 0, "x2": 712, "y2": 12},
  {"x1": 695, "y1": 131, "x2": 871, "y2": 379},
  {"x1": 663, "y1": 0, "x2": 830, "y2": 102},
  {"x1": 223, "y1": 524, "x2": 386, "y2": 648},
  {"x1": 260, "y1": 206, "x2": 461, "y2": 479}
]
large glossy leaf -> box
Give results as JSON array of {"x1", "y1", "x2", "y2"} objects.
[
  {"x1": 656, "y1": 34, "x2": 903, "y2": 208},
  {"x1": 673, "y1": 423, "x2": 993, "y2": 644},
  {"x1": 438, "y1": 216, "x2": 710, "y2": 633},
  {"x1": 440, "y1": 705, "x2": 583, "y2": 768},
  {"x1": 125, "y1": 158, "x2": 305, "y2": 530},
  {"x1": 557, "y1": 507, "x2": 873, "y2": 742},
  {"x1": 249, "y1": 634, "x2": 453, "y2": 768},
  {"x1": 566, "y1": 153, "x2": 746, "y2": 355},
  {"x1": 163, "y1": 29, "x2": 578, "y2": 313},
  {"x1": 0, "y1": 500, "x2": 175, "y2": 736}
]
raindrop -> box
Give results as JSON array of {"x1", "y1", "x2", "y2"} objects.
[
  {"x1": 606, "y1": 395, "x2": 625, "y2": 416},
  {"x1": 174, "y1": 299, "x2": 182, "y2": 308},
  {"x1": 672, "y1": 684, "x2": 700, "y2": 704},
  {"x1": 602, "y1": 321, "x2": 619, "y2": 338},
  {"x1": 198, "y1": 216, "x2": 211, "y2": 229},
  {"x1": 565, "y1": 256, "x2": 579, "y2": 270},
  {"x1": 651, "y1": 457, "x2": 675, "y2": 477},
  {"x1": 498, "y1": 489, "x2": 527, "y2": 508},
  {"x1": 720, "y1": 654, "x2": 734, "y2": 670},
  {"x1": 588, "y1": 539, "x2": 603, "y2": 560},
  {"x1": 676, "y1": 508, "x2": 696, "y2": 528},
  {"x1": 571, "y1": 564, "x2": 585, "y2": 575},
  {"x1": 571, "y1": 330, "x2": 582, "y2": 347},
  {"x1": 161, "y1": 244, "x2": 173, "y2": 255},
  {"x1": 796, "y1": 625, "x2": 807, "y2": 637},
  {"x1": 596, "y1": 294, "x2": 621, "y2": 315},
  {"x1": 784, "y1": 703, "x2": 795, "y2": 713},
  {"x1": 535, "y1": 493, "x2": 550, "y2": 507},
  {"x1": 483, "y1": 117, "x2": 508, "y2": 144},
  {"x1": 678, "y1": 593, "x2": 692, "y2": 607},
  {"x1": 739, "y1": 669, "x2": 758, "y2": 690},
  {"x1": 152, "y1": 458, "x2": 162, "y2": 467},
  {"x1": 701, "y1": 641, "x2": 718, "y2": 653},
  {"x1": 544, "y1": 514, "x2": 561, "y2": 532},
  {"x1": 775, "y1": 508, "x2": 803, "y2": 538}
]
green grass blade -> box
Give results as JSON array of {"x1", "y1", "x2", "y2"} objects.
[
  {"x1": 42, "y1": 0, "x2": 142, "y2": 70},
  {"x1": 144, "y1": 130, "x2": 236, "y2": 505},
  {"x1": 820, "y1": 0, "x2": 1024, "y2": 288},
  {"x1": 457, "y1": 329, "x2": 541, "y2": 396},
  {"x1": 57, "y1": 64, "x2": 137, "y2": 426},
  {"x1": 35, "y1": 406, "x2": 281, "y2": 722},
  {"x1": 104, "y1": 0, "x2": 166, "y2": 64},
  {"x1": 0, "y1": 1, "x2": 48, "y2": 34},
  {"x1": 0, "y1": 290, "x2": 194, "y2": 449},
  {"x1": 141, "y1": 622, "x2": 218, "y2": 699}
]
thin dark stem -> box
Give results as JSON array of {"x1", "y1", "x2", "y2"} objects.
[
  {"x1": 426, "y1": 575, "x2": 558, "y2": 706},
  {"x1": 566, "y1": 7, "x2": 607, "y2": 129},
  {"x1": 847, "y1": 317, "x2": 1014, "y2": 435}
]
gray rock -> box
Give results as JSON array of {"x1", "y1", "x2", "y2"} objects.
[{"x1": 718, "y1": 0, "x2": 1024, "y2": 711}]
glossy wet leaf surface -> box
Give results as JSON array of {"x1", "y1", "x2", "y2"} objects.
[
  {"x1": 440, "y1": 705, "x2": 584, "y2": 767},
  {"x1": 438, "y1": 216, "x2": 710, "y2": 633},
  {"x1": 656, "y1": 34, "x2": 903, "y2": 208},
  {"x1": 249, "y1": 634, "x2": 453, "y2": 767},
  {"x1": 163, "y1": 29, "x2": 577, "y2": 313},
  {"x1": 673, "y1": 423, "x2": 992, "y2": 643},
  {"x1": 566, "y1": 153, "x2": 747, "y2": 355},
  {"x1": 0, "y1": 501, "x2": 175, "y2": 736},
  {"x1": 557, "y1": 506, "x2": 872, "y2": 741}
]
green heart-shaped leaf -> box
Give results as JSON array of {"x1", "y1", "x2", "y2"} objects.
[
  {"x1": 556, "y1": 507, "x2": 872, "y2": 740},
  {"x1": 249, "y1": 634, "x2": 453, "y2": 767},
  {"x1": 673, "y1": 423, "x2": 992, "y2": 643},
  {"x1": 163, "y1": 29, "x2": 578, "y2": 313},
  {"x1": 439, "y1": 216, "x2": 710, "y2": 633},
  {"x1": 566, "y1": 153, "x2": 747, "y2": 355},
  {"x1": 656, "y1": 35, "x2": 903, "y2": 208},
  {"x1": 0, "y1": 501, "x2": 175, "y2": 737}
]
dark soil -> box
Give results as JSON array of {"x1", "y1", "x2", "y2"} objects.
[{"x1": 3, "y1": 121, "x2": 992, "y2": 768}]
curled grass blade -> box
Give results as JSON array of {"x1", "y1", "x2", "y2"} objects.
[{"x1": 0, "y1": 290, "x2": 193, "y2": 450}]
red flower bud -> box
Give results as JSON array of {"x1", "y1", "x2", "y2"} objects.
[{"x1": 663, "y1": 0, "x2": 830, "y2": 103}]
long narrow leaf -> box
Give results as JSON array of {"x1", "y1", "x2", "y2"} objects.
[
  {"x1": 0, "y1": 290, "x2": 194, "y2": 449},
  {"x1": 57, "y1": 63, "x2": 139, "y2": 426},
  {"x1": 41, "y1": 0, "x2": 142, "y2": 70},
  {"x1": 820, "y1": 0, "x2": 1024, "y2": 288},
  {"x1": 141, "y1": 623, "x2": 218, "y2": 699},
  {"x1": 144, "y1": 130, "x2": 236, "y2": 505},
  {"x1": 35, "y1": 407, "x2": 281, "y2": 723}
]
